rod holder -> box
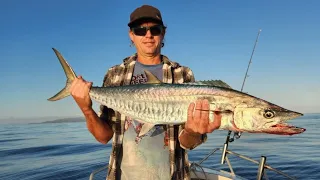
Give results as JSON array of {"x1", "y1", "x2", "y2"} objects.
[
  {"x1": 257, "y1": 156, "x2": 267, "y2": 180},
  {"x1": 220, "y1": 143, "x2": 228, "y2": 164}
]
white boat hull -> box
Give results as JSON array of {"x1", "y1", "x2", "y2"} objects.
[{"x1": 190, "y1": 166, "x2": 247, "y2": 180}]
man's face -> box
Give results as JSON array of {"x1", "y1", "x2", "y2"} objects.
[{"x1": 129, "y1": 22, "x2": 165, "y2": 56}]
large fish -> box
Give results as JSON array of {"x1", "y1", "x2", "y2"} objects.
[{"x1": 48, "y1": 48, "x2": 306, "y2": 136}]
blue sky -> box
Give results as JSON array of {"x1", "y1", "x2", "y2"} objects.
[{"x1": 1, "y1": 0, "x2": 319, "y2": 123}]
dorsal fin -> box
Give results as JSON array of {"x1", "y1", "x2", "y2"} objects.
[
  {"x1": 196, "y1": 80, "x2": 233, "y2": 89},
  {"x1": 184, "y1": 82, "x2": 207, "y2": 85},
  {"x1": 144, "y1": 70, "x2": 162, "y2": 84}
]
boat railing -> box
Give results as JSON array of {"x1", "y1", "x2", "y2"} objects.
[
  {"x1": 191, "y1": 143, "x2": 297, "y2": 180},
  {"x1": 88, "y1": 143, "x2": 297, "y2": 180},
  {"x1": 89, "y1": 164, "x2": 109, "y2": 180}
]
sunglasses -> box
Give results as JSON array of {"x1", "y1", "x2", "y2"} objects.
[{"x1": 131, "y1": 25, "x2": 164, "y2": 36}]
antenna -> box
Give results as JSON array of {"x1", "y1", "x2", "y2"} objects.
[{"x1": 227, "y1": 29, "x2": 262, "y2": 143}]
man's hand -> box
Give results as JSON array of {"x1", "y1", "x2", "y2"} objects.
[
  {"x1": 184, "y1": 99, "x2": 221, "y2": 135},
  {"x1": 69, "y1": 75, "x2": 93, "y2": 113}
]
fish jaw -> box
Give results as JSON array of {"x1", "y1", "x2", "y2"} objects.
[
  {"x1": 261, "y1": 123, "x2": 306, "y2": 135},
  {"x1": 259, "y1": 110, "x2": 305, "y2": 135}
]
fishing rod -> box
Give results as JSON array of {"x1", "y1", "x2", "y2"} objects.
[{"x1": 225, "y1": 29, "x2": 262, "y2": 144}]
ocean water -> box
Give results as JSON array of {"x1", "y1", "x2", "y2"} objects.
[{"x1": 0, "y1": 114, "x2": 319, "y2": 180}]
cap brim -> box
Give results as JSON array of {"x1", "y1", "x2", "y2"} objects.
[{"x1": 128, "y1": 17, "x2": 163, "y2": 27}]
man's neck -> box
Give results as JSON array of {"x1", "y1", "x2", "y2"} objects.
[{"x1": 136, "y1": 52, "x2": 162, "y2": 65}]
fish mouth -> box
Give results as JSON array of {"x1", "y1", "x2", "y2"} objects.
[{"x1": 263, "y1": 123, "x2": 306, "y2": 135}]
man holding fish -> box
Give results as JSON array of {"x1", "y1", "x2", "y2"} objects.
[
  {"x1": 49, "y1": 4, "x2": 304, "y2": 180},
  {"x1": 69, "y1": 4, "x2": 220, "y2": 180}
]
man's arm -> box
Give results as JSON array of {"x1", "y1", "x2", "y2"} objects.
[
  {"x1": 69, "y1": 68, "x2": 115, "y2": 144},
  {"x1": 82, "y1": 107, "x2": 113, "y2": 144},
  {"x1": 178, "y1": 125, "x2": 206, "y2": 150}
]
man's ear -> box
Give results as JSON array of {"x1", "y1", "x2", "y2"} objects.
[
  {"x1": 163, "y1": 26, "x2": 167, "y2": 35},
  {"x1": 129, "y1": 29, "x2": 134, "y2": 41},
  {"x1": 161, "y1": 32, "x2": 166, "y2": 42}
]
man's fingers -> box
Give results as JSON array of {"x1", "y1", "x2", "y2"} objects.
[
  {"x1": 201, "y1": 99, "x2": 210, "y2": 123},
  {"x1": 194, "y1": 99, "x2": 202, "y2": 120},
  {"x1": 74, "y1": 82, "x2": 84, "y2": 97},
  {"x1": 78, "y1": 75, "x2": 90, "y2": 83},
  {"x1": 69, "y1": 75, "x2": 91, "y2": 98},
  {"x1": 86, "y1": 81, "x2": 93, "y2": 88},
  {"x1": 187, "y1": 102, "x2": 195, "y2": 121},
  {"x1": 70, "y1": 76, "x2": 83, "y2": 92},
  {"x1": 84, "y1": 82, "x2": 92, "y2": 95},
  {"x1": 208, "y1": 111, "x2": 222, "y2": 132},
  {"x1": 70, "y1": 79, "x2": 80, "y2": 95}
]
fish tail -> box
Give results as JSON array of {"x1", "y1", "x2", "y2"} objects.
[{"x1": 47, "y1": 48, "x2": 77, "y2": 101}]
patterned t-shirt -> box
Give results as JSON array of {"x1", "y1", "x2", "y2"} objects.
[{"x1": 120, "y1": 61, "x2": 170, "y2": 180}]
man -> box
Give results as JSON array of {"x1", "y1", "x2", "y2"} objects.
[{"x1": 69, "y1": 4, "x2": 222, "y2": 180}]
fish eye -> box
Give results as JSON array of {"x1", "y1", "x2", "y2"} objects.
[{"x1": 264, "y1": 110, "x2": 275, "y2": 119}]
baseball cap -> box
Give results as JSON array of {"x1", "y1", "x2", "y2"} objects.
[{"x1": 128, "y1": 5, "x2": 164, "y2": 27}]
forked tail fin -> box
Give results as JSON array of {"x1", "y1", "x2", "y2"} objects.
[{"x1": 47, "y1": 48, "x2": 77, "y2": 101}]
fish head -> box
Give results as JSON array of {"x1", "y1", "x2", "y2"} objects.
[{"x1": 233, "y1": 102, "x2": 305, "y2": 135}]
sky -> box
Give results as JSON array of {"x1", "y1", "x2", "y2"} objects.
[{"x1": 1, "y1": 0, "x2": 319, "y2": 123}]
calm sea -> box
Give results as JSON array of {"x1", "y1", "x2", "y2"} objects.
[{"x1": 0, "y1": 114, "x2": 319, "y2": 180}]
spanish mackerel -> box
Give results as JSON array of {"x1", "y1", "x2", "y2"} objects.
[{"x1": 48, "y1": 48, "x2": 306, "y2": 136}]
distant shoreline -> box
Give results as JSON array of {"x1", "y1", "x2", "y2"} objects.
[{"x1": 30, "y1": 117, "x2": 85, "y2": 124}]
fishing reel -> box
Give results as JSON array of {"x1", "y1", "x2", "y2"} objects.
[{"x1": 225, "y1": 131, "x2": 242, "y2": 143}]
